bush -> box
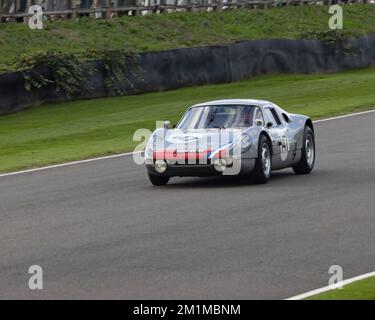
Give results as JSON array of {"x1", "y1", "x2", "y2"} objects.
[
  {"x1": 299, "y1": 30, "x2": 360, "y2": 56},
  {"x1": 86, "y1": 48, "x2": 141, "y2": 95},
  {"x1": 15, "y1": 48, "x2": 140, "y2": 98},
  {"x1": 17, "y1": 52, "x2": 95, "y2": 98}
]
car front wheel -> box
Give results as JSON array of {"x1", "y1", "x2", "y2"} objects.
[{"x1": 253, "y1": 135, "x2": 272, "y2": 184}]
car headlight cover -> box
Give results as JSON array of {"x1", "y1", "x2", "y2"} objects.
[
  {"x1": 240, "y1": 134, "x2": 252, "y2": 152},
  {"x1": 154, "y1": 160, "x2": 167, "y2": 173},
  {"x1": 213, "y1": 158, "x2": 227, "y2": 172}
]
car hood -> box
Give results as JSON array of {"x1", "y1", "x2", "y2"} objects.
[{"x1": 150, "y1": 128, "x2": 249, "y2": 154}]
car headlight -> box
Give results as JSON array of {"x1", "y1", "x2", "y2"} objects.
[
  {"x1": 213, "y1": 158, "x2": 227, "y2": 172},
  {"x1": 154, "y1": 160, "x2": 167, "y2": 173},
  {"x1": 240, "y1": 134, "x2": 252, "y2": 152}
]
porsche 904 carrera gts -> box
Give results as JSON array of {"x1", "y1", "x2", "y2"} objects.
[{"x1": 144, "y1": 99, "x2": 315, "y2": 185}]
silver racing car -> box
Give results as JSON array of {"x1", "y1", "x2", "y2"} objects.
[{"x1": 144, "y1": 99, "x2": 315, "y2": 185}]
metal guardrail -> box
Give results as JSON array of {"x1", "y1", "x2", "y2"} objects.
[{"x1": 0, "y1": 0, "x2": 370, "y2": 21}]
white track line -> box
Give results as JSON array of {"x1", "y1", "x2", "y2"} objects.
[
  {"x1": 313, "y1": 109, "x2": 375, "y2": 123},
  {"x1": 0, "y1": 152, "x2": 140, "y2": 178},
  {"x1": 0, "y1": 109, "x2": 374, "y2": 178},
  {"x1": 286, "y1": 271, "x2": 375, "y2": 300}
]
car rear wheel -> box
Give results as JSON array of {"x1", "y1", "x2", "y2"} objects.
[
  {"x1": 148, "y1": 173, "x2": 169, "y2": 186},
  {"x1": 253, "y1": 135, "x2": 272, "y2": 184},
  {"x1": 293, "y1": 126, "x2": 315, "y2": 174}
]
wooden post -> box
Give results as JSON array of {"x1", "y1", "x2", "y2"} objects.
[
  {"x1": 114, "y1": 0, "x2": 121, "y2": 16},
  {"x1": 160, "y1": 0, "x2": 165, "y2": 14},
  {"x1": 63, "y1": 0, "x2": 69, "y2": 18},
  {"x1": 23, "y1": 0, "x2": 31, "y2": 24},
  {"x1": 218, "y1": 0, "x2": 223, "y2": 11},
  {"x1": 91, "y1": 0, "x2": 98, "y2": 18},
  {"x1": 105, "y1": 0, "x2": 111, "y2": 19},
  {"x1": 72, "y1": 0, "x2": 77, "y2": 18},
  {"x1": 134, "y1": 0, "x2": 141, "y2": 15},
  {"x1": 188, "y1": 0, "x2": 194, "y2": 12}
]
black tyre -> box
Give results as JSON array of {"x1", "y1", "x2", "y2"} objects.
[
  {"x1": 293, "y1": 126, "x2": 315, "y2": 175},
  {"x1": 253, "y1": 135, "x2": 272, "y2": 184},
  {"x1": 148, "y1": 173, "x2": 169, "y2": 186}
]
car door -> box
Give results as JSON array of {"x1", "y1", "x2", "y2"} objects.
[
  {"x1": 277, "y1": 107, "x2": 298, "y2": 165},
  {"x1": 263, "y1": 106, "x2": 290, "y2": 169}
]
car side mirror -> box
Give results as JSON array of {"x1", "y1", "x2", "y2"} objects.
[
  {"x1": 255, "y1": 119, "x2": 264, "y2": 127},
  {"x1": 163, "y1": 121, "x2": 171, "y2": 129},
  {"x1": 266, "y1": 122, "x2": 273, "y2": 128}
]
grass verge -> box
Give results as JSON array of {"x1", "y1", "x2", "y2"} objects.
[
  {"x1": 0, "y1": 67, "x2": 375, "y2": 173},
  {"x1": 307, "y1": 276, "x2": 375, "y2": 300},
  {"x1": 1, "y1": 5, "x2": 375, "y2": 70}
]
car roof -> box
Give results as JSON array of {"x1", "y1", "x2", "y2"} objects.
[{"x1": 191, "y1": 99, "x2": 273, "y2": 108}]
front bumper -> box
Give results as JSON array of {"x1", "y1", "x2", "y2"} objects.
[{"x1": 146, "y1": 158, "x2": 256, "y2": 177}]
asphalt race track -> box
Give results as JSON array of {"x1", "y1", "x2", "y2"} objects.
[{"x1": 0, "y1": 112, "x2": 374, "y2": 299}]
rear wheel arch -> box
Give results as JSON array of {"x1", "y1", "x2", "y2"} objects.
[
  {"x1": 305, "y1": 119, "x2": 314, "y2": 133},
  {"x1": 293, "y1": 126, "x2": 315, "y2": 174}
]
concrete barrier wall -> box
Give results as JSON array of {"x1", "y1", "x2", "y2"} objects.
[{"x1": 1, "y1": 36, "x2": 375, "y2": 116}]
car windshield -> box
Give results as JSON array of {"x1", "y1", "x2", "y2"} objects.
[{"x1": 177, "y1": 105, "x2": 257, "y2": 129}]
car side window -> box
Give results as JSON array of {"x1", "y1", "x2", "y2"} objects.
[
  {"x1": 281, "y1": 113, "x2": 291, "y2": 123},
  {"x1": 253, "y1": 107, "x2": 265, "y2": 125},
  {"x1": 264, "y1": 108, "x2": 281, "y2": 127},
  {"x1": 270, "y1": 108, "x2": 282, "y2": 126}
]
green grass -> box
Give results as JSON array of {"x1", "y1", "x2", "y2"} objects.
[
  {"x1": 1, "y1": 67, "x2": 375, "y2": 173},
  {"x1": 1, "y1": 5, "x2": 375, "y2": 70},
  {"x1": 308, "y1": 277, "x2": 375, "y2": 300}
]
